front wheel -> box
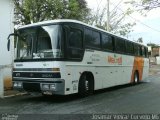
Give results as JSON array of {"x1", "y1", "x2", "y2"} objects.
[{"x1": 78, "y1": 74, "x2": 93, "y2": 97}]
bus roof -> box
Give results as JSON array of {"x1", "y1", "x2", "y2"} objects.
[{"x1": 17, "y1": 19, "x2": 146, "y2": 47}]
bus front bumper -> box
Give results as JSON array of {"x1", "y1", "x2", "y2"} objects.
[{"x1": 13, "y1": 79, "x2": 65, "y2": 95}]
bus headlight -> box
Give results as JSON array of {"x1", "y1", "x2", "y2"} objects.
[
  {"x1": 13, "y1": 82, "x2": 18, "y2": 87},
  {"x1": 17, "y1": 82, "x2": 22, "y2": 87},
  {"x1": 50, "y1": 84, "x2": 56, "y2": 90},
  {"x1": 13, "y1": 82, "x2": 23, "y2": 88},
  {"x1": 42, "y1": 84, "x2": 50, "y2": 90}
]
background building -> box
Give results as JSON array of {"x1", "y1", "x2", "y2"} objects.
[
  {"x1": 147, "y1": 43, "x2": 160, "y2": 65},
  {"x1": 147, "y1": 43, "x2": 160, "y2": 57},
  {"x1": 0, "y1": 0, "x2": 14, "y2": 97}
]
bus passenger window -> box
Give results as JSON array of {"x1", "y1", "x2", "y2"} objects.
[
  {"x1": 85, "y1": 28, "x2": 92, "y2": 47},
  {"x1": 68, "y1": 28, "x2": 82, "y2": 48},
  {"x1": 85, "y1": 28, "x2": 100, "y2": 48},
  {"x1": 92, "y1": 31, "x2": 101, "y2": 48},
  {"x1": 126, "y1": 41, "x2": 134, "y2": 55},
  {"x1": 138, "y1": 46, "x2": 142, "y2": 56},
  {"x1": 115, "y1": 38, "x2": 126, "y2": 53},
  {"x1": 145, "y1": 47, "x2": 148, "y2": 57},
  {"x1": 66, "y1": 26, "x2": 84, "y2": 59},
  {"x1": 141, "y1": 46, "x2": 145, "y2": 57},
  {"x1": 134, "y1": 44, "x2": 139, "y2": 56},
  {"x1": 102, "y1": 34, "x2": 113, "y2": 51}
]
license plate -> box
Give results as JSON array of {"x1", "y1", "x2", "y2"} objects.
[{"x1": 43, "y1": 91, "x2": 52, "y2": 95}]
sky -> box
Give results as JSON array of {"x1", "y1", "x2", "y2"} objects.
[{"x1": 86, "y1": 0, "x2": 160, "y2": 45}]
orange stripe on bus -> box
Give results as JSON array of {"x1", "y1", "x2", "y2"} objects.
[{"x1": 131, "y1": 57, "x2": 144, "y2": 83}]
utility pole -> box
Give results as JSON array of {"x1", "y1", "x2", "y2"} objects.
[{"x1": 107, "y1": 0, "x2": 110, "y2": 32}]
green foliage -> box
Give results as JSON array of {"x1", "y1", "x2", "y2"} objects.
[
  {"x1": 13, "y1": 0, "x2": 90, "y2": 25},
  {"x1": 87, "y1": 5, "x2": 135, "y2": 37},
  {"x1": 137, "y1": 37, "x2": 143, "y2": 43},
  {"x1": 147, "y1": 43, "x2": 159, "y2": 47},
  {"x1": 113, "y1": 23, "x2": 136, "y2": 36},
  {"x1": 13, "y1": 0, "x2": 135, "y2": 37},
  {"x1": 127, "y1": 0, "x2": 160, "y2": 11}
]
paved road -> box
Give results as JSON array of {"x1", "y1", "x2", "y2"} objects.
[{"x1": 0, "y1": 66, "x2": 160, "y2": 119}]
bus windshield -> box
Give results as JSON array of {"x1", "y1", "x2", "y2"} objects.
[{"x1": 16, "y1": 25, "x2": 63, "y2": 60}]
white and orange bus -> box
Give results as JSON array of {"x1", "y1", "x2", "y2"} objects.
[{"x1": 8, "y1": 19, "x2": 149, "y2": 96}]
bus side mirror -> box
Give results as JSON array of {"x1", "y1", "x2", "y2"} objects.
[
  {"x1": 7, "y1": 39, "x2": 10, "y2": 51},
  {"x1": 7, "y1": 33, "x2": 18, "y2": 51}
]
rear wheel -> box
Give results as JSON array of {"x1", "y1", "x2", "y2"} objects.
[
  {"x1": 133, "y1": 71, "x2": 139, "y2": 84},
  {"x1": 78, "y1": 74, "x2": 93, "y2": 97}
]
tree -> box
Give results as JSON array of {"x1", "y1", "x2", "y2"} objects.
[
  {"x1": 137, "y1": 37, "x2": 143, "y2": 43},
  {"x1": 126, "y1": 0, "x2": 160, "y2": 11},
  {"x1": 147, "y1": 43, "x2": 159, "y2": 47},
  {"x1": 87, "y1": 3, "x2": 135, "y2": 36},
  {"x1": 13, "y1": 0, "x2": 90, "y2": 25},
  {"x1": 110, "y1": 8, "x2": 136, "y2": 36}
]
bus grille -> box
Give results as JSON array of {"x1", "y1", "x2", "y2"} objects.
[{"x1": 23, "y1": 83, "x2": 41, "y2": 92}]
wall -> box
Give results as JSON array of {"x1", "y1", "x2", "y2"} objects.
[
  {"x1": 0, "y1": 0, "x2": 14, "y2": 65},
  {"x1": 156, "y1": 57, "x2": 160, "y2": 65},
  {"x1": 0, "y1": 0, "x2": 14, "y2": 97}
]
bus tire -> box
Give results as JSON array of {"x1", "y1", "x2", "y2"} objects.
[
  {"x1": 134, "y1": 71, "x2": 139, "y2": 84},
  {"x1": 78, "y1": 73, "x2": 94, "y2": 97}
]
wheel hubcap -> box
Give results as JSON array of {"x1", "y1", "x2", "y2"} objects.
[
  {"x1": 85, "y1": 80, "x2": 89, "y2": 91},
  {"x1": 135, "y1": 74, "x2": 138, "y2": 83}
]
